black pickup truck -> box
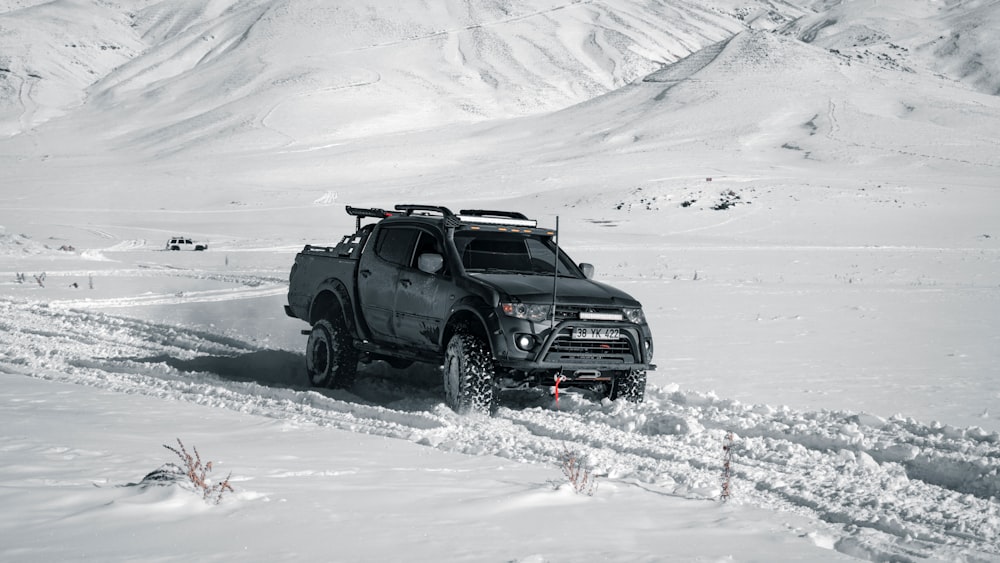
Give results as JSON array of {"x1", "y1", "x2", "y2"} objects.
[{"x1": 284, "y1": 204, "x2": 654, "y2": 415}]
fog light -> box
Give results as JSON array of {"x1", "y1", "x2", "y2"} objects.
[{"x1": 515, "y1": 334, "x2": 535, "y2": 351}]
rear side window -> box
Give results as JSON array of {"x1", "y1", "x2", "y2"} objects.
[{"x1": 375, "y1": 227, "x2": 419, "y2": 266}]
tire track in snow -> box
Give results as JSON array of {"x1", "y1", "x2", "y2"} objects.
[
  {"x1": 0, "y1": 300, "x2": 449, "y2": 436},
  {"x1": 1, "y1": 300, "x2": 998, "y2": 561},
  {"x1": 49, "y1": 284, "x2": 287, "y2": 310},
  {"x1": 497, "y1": 396, "x2": 1000, "y2": 560}
]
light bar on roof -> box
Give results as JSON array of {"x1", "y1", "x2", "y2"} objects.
[{"x1": 457, "y1": 215, "x2": 537, "y2": 228}]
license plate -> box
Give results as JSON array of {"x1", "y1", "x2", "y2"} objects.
[{"x1": 572, "y1": 327, "x2": 620, "y2": 340}]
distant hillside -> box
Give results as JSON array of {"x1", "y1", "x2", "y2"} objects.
[
  {"x1": 1, "y1": 0, "x2": 997, "y2": 162},
  {"x1": 779, "y1": 0, "x2": 1000, "y2": 96},
  {"x1": 1, "y1": 0, "x2": 753, "y2": 148},
  {"x1": 504, "y1": 28, "x2": 1000, "y2": 180}
]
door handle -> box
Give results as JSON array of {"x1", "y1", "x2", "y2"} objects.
[
  {"x1": 399, "y1": 278, "x2": 412, "y2": 287},
  {"x1": 360, "y1": 269, "x2": 371, "y2": 278}
]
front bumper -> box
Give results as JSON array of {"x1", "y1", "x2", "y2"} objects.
[{"x1": 492, "y1": 318, "x2": 654, "y2": 375}]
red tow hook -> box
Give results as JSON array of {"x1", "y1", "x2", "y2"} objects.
[{"x1": 553, "y1": 374, "x2": 567, "y2": 408}]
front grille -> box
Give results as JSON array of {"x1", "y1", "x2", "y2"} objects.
[{"x1": 545, "y1": 335, "x2": 634, "y2": 363}]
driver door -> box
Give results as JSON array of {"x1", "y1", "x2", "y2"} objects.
[
  {"x1": 357, "y1": 226, "x2": 418, "y2": 343},
  {"x1": 393, "y1": 230, "x2": 457, "y2": 348}
]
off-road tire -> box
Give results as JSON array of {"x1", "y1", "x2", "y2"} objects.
[
  {"x1": 443, "y1": 332, "x2": 498, "y2": 416},
  {"x1": 610, "y1": 369, "x2": 646, "y2": 403},
  {"x1": 306, "y1": 318, "x2": 358, "y2": 389}
]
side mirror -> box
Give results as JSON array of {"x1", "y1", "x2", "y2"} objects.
[
  {"x1": 579, "y1": 263, "x2": 595, "y2": 279},
  {"x1": 418, "y1": 253, "x2": 444, "y2": 274}
]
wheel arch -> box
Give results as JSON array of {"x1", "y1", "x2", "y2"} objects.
[
  {"x1": 443, "y1": 297, "x2": 503, "y2": 358},
  {"x1": 308, "y1": 279, "x2": 357, "y2": 335}
]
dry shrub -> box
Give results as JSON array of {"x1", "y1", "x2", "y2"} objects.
[
  {"x1": 559, "y1": 444, "x2": 597, "y2": 496},
  {"x1": 164, "y1": 438, "x2": 234, "y2": 504}
]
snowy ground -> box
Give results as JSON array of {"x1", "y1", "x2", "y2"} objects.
[
  {"x1": 2, "y1": 1, "x2": 1000, "y2": 561},
  {"x1": 2, "y1": 218, "x2": 998, "y2": 561}
]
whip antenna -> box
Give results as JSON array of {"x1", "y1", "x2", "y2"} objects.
[{"x1": 551, "y1": 216, "x2": 559, "y2": 328}]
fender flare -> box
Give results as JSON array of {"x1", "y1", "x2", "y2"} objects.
[
  {"x1": 442, "y1": 296, "x2": 508, "y2": 359},
  {"x1": 308, "y1": 277, "x2": 363, "y2": 338}
]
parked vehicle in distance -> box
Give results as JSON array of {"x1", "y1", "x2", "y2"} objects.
[
  {"x1": 165, "y1": 236, "x2": 208, "y2": 251},
  {"x1": 284, "y1": 204, "x2": 654, "y2": 415}
]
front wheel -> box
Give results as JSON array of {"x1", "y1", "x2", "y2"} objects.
[
  {"x1": 442, "y1": 332, "x2": 497, "y2": 416},
  {"x1": 306, "y1": 318, "x2": 358, "y2": 389},
  {"x1": 610, "y1": 369, "x2": 646, "y2": 403}
]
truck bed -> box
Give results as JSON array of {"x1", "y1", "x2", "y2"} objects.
[{"x1": 284, "y1": 229, "x2": 370, "y2": 323}]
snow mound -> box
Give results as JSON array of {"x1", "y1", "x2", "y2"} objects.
[
  {"x1": 313, "y1": 191, "x2": 337, "y2": 205},
  {"x1": 0, "y1": 232, "x2": 72, "y2": 256}
]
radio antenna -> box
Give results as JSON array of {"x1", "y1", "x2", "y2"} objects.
[{"x1": 551, "y1": 216, "x2": 559, "y2": 328}]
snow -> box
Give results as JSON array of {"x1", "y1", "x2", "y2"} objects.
[
  {"x1": 2, "y1": 0, "x2": 999, "y2": 561},
  {"x1": 4, "y1": 376, "x2": 858, "y2": 563}
]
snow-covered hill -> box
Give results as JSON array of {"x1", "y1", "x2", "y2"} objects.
[
  {"x1": 781, "y1": 0, "x2": 1000, "y2": 96},
  {"x1": 1, "y1": 0, "x2": 749, "y2": 147},
  {"x1": 1, "y1": 0, "x2": 999, "y2": 561},
  {"x1": 4, "y1": 0, "x2": 997, "y2": 157}
]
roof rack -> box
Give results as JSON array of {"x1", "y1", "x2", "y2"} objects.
[
  {"x1": 346, "y1": 206, "x2": 391, "y2": 219},
  {"x1": 346, "y1": 203, "x2": 539, "y2": 230},
  {"x1": 459, "y1": 209, "x2": 529, "y2": 220},
  {"x1": 394, "y1": 204, "x2": 455, "y2": 217},
  {"x1": 346, "y1": 206, "x2": 394, "y2": 231},
  {"x1": 393, "y1": 205, "x2": 464, "y2": 227}
]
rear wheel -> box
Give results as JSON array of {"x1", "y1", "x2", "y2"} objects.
[
  {"x1": 443, "y1": 332, "x2": 497, "y2": 416},
  {"x1": 610, "y1": 369, "x2": 646, "y2": 403},
  {"x1": 306, "y1": 318, "x2": 358, "y2": 389}
]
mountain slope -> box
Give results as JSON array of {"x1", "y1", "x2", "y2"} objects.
[
  {"x1": 0, "y1": 0, "x2": 144, "y2": 136},
  {"x1": 516, "y1": 28, "x2": 1000, "y2": 176},
  {"x1": 2, "y1": 0, "x2": 752, "y2": 154},
  {"x1": 780, "y1": 0, "x2": 1000, "y2": 96}
]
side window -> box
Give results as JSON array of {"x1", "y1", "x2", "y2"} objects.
[
  {"x1": 410, "y1": 231, "x2": 442, "y2": 269},
  {"x1": 375, "y1": 227, "x2": 419, "y2": 266}
]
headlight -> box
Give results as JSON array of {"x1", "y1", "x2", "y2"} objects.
[
  {"x1": 501, "y1": 302, "x2": 551, "y2": 323},
  {"x1": 624, "y1": 307, "x2": 645, "y2": 324}
]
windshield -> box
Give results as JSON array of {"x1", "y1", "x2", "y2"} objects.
[{"x1": 454, "y1": 231, "x2": 583, "y2": 277}]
